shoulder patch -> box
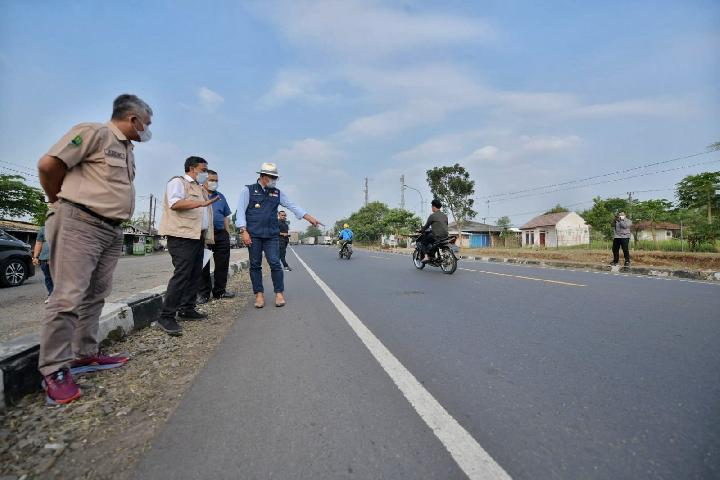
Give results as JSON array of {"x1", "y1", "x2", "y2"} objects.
[{"x1": 70, "y1": 135, "x2": 83, "y2": 146}]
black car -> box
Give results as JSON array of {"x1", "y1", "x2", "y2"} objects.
[{"x1": 0, "y1": 228, "x2": 35, "y2": 287}]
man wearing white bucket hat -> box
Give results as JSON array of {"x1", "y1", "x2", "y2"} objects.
[{"x1": 235, "y1": 163, "x2": 322, "y2": 308}]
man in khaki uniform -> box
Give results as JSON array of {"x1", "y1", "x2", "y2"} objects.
[
  {"x1": 36, "y1": 94, "x2": 153, "y2": 404},
  {"x1": 157, "y1": 156, "x2": 217, "y2": 336}
]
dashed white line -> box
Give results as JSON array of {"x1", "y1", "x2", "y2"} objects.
[{"x1": 292, "y1": 248, "x2": 512, "y2": 480}]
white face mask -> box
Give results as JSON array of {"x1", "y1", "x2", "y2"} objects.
[
  {"x1": 196, "y1": 171, "x2": 209, "y2": 185},
  {"x1": 207, "y1": 181, "x2": 218, "y2": 191},
  {"x1": 619, "y1": 215, "x2": 626, "y2": 220},
  {"x1": 133, "y1": 119, "x2": 152, "y2": 142},
  {"x1": 266, "y1": 178, "x2": 278, "y2": 189}
]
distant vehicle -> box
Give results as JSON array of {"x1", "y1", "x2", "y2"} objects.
[
  {"x1": 289, "y1": 231, "x2": 300, "y2": 245},
  {"x1": 302, "y1": 236, "x2": 316, "y2": 245},
  {"x1": 322, "y1": 236, "x2": 333, "y2": 245},
  {"x1": 339, "y1": 241, "x2": 353, "y2": 260},
  {"x1": 0, "y1": 228, "x2": 35, "y2": 287},
  {"x1": 229, "y1": 234, "x2": 239, "y2": 249}
]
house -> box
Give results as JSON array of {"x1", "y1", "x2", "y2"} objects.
[
  {"x1": 519, "y1": 212, "x2": 589, "y2": 247},
  {"x1": 448, "y1": 221, "x2": 505, "y2": 248},
  {"x1": 0, "y1": 219, "x2": 39, "y2": 245},
  {"x1": 632, "y1": 221, "x2": 681, "y2": 241}
]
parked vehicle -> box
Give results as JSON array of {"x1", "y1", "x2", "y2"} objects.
[
  {"x1": 339, "y1": 241, "x2": 353, "y2": 260},
  {"x1": 410, "y1": 233, "x2": 458, "y2": 274},
  {"x1": 0, "y1": 228, "x2": 35, "y2": 287},
  {"x1": 289, "y1": 231, "x2": 300, "y2": 245},
  {"x1": 322, "y1": 236, "x2": 333, "y2": 245},
  {"x1": 302, "y1": 236, "x2": 316, "y2": 245}
]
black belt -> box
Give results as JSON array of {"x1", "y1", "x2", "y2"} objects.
[{"x1": 65, "y1": 201, "x2": 123, "y2": 227}]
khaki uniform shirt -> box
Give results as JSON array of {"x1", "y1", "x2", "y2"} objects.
[{"x1": 47, "y1": 122, "x2": 135, "y2": 220}]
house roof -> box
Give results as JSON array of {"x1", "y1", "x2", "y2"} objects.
[
  {"x1": 0, "y1": 219, "x2": 40, "y2": 233},
  {"x1": 519, "y1": 212, "x2": 573, "y2": 229},
  {"x1": 448, "y1": 221, "x2": 504, "y2": 233},
  {"x1": 633, "y1": 221, "x2": 681, "y2": 230}
]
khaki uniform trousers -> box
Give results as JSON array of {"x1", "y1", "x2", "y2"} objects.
[{"x1": 38, "y1": 202, "x2": 123, "y2": 376}]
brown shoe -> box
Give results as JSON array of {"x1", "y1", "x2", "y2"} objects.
[
  {"x1": 275, "y1": 293, "x2": 286, "y2": 307},
  {"x1": 254, "y1": 293, "x2": 265, "y2": 309}
]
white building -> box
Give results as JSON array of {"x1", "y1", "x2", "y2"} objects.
[
  {"x1": 519, "y1": 212, "x2": 590, "y2": 247},
  {"x1": 633, "y1": 221, "x2": 681, "y2": 241}
]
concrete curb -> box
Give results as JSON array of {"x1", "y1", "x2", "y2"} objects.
[
  {"x1": 0, "y1": 258, "x2": 250, "y2": 410},
  {"x1": 361, "y1": 246, "x2": 720, "y2": 283}
]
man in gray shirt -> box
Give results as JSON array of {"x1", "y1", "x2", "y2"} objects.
[
  {"x1": 611, "y1": 211, "x2": 632, "y2": 266},
  {"x1": 419, "y1": 199, "x2": 449, "y2": 262}
]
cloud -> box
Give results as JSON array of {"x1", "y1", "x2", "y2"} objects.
[
  {"x1": 259, "y1": 70, "x2": 339, "y2": 107},
  {"x1": 520, "y1": 135, "x2": 582, "y2": 152},
  {"x1": 254, "y1": 0, "x2": 495, "y2": 60},
  {"x1": 197, "y1": 86, "x2": 225, "y2": 111}
]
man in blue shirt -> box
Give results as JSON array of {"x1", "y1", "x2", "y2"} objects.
[
  {"x1": 198, "y1": 169, "x2": 235, "y2": 303},
  {"x1": 32, "y1": 222, "x2": 53, "y2": 301},
  {"x1": 236, "y1": 163, "x2": 321, "y2": 308},
  {"x1": 338, "y1": 224, "x2": 353, "y2": 250}
]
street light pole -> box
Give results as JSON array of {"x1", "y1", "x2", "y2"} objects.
[{"x1": 403, "y1": 184, "x2": 424, "y2": 219}]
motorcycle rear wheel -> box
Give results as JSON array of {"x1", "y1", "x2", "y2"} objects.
[{"x1": 439, "y1": 247, "x2": 457, "y2": 274}]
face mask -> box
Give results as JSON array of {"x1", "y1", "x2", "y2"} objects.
[
  {"x1": 133, "y1": 119, "x2": 152, "y2": 142},
  {"x1": 619, "y1": 215, "x2": 626, "y2": 220},
  {"x1": 266, "y1": 178, "x2": 278, "y2": 189},
  {"x1": 196, "y1": 171, "x2": 209, "y2": 185},
  {"x1": 207, "y1": 181, "x2": 218, "y2": 191}
]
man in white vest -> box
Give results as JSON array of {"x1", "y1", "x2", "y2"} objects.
[{"x1": 158, "y1": 156, "x2": 218, "y2": 336}]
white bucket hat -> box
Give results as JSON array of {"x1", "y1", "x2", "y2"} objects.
[{"x1": 257, "y1": 162, "x2": 279, "y2": 177}]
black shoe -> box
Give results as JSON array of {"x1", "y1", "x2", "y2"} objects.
[
  {"x1": 609, "y1": 262, "x2": 618, "y2": 266},
  {"x1": 624, "y1": 261, "x2": 631, "y2": 267},
  {"x1": 196, "y1": 295, "x2": 210, "y2": 305},
  {"x1": 213, "y1": 291, "x2": 236, "y2": 299},
  {"x1": 178, "y1": 309, "x2": 208, "y2": 320},
  {"x1": 284, "y1": 266, "x2": 292, "y2": 271},
  {"x1": 157, "y1": 317, "x2": 183, "y2": 336}
]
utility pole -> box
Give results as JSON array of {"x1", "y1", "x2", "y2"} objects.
[
  {"x1": 152, "y1": 196, "x2": 157, "y2": 232},
  {"x1": 627, "y1": 191, "x2": 634, "y2": 218},
  {"x1": 364, "y1": 177, "x2": 369, "y2": 207},
  {"x1": 400, "y1": 175, "x2": 405, "y2": 209},
  {"x1": 147, "y1": 194, "x2": 154, "y2": 232}
]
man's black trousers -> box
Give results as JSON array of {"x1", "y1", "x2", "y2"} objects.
[
  {"x1": 200, "y1": 229, "x2": 231, "y2": 298},
  {"x1": 279, "y1": 237, "x2": 290, "y2": 268},
  {"x1": 161, "y1": 232, "x2": 205, "y2": 319}
]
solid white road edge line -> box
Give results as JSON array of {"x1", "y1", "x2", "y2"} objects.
[{"x1": 291, "y1": 248, "x2": 512, "y2": 480}]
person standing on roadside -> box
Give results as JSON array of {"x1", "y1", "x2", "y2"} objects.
[
  {"x1": 36, "y1": 94, "x2": 152, "y2": 404},
  {"x1": 32, "y1": 222, "x2": 53, "y2": 303},
  {"x1": 235, "y1": 163, "x2": 321, "y2": 308},
  {"x1": 278, "y1": 210, "x2": 292, "y2": 271},
  {"x1": 198, "y1": 169, "x2": 235, "y2": 304},
  {"x1": 611, "y1": 211, "x2": 632, "y2": 267},
  {"x1": 157, "y1": 156, "x2": 218, "y2": 336}
]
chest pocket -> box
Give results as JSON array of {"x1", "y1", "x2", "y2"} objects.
[
  {"x1": 104, "y1": 156, "x2": 131, "y2": 184},
  {"x1": 249, "y1": 191, "x2": 266, "y2": 207}
]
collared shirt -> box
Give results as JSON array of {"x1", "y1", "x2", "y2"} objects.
[
  {"x1": 48, "y1": 121, "x2": 135, "y2": 220},
  {"x1": 235, "y1": 182, "x2": 306, "y2": 229},
  {"x1": 166, "y1": 174, "x2": 209, "y2": 230},
  {"x1": 339, "y1": 228, "x2": 353, "y2": 241},
  {"x1": 37, "y1": 226, "x2": 50, "y2": 261},
  {"x1": 209, "y1": 190, "x2": 231, "y2": 230}
]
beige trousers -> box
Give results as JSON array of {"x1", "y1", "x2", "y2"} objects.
[{"x1": 38, "y1": 202, "x2": 123, "y2": 376}]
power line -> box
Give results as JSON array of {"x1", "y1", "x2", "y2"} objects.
[
  {"x1": 0, "y1": 164, "x2": 39, "y2": 178},
  {"x1": 485, "y1": 158, "x2": 720, "y2": 204},
  {"x1": 479, "y1": 149, "x2": 714, "y2": 200}
]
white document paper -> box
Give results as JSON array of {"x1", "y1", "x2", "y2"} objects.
[{"x1": 202, "y1": 248, "x2": 213, "y2": 268}]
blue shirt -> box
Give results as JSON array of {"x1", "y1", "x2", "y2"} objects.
[
  {"x1": 235, "y1": 182, "x2": 306, "y2": 229},
  {"x1": 209, "y1": 190, "x2": 231, "y2": 231},
  {"x1": 339, "y1": 228, "x2": 353, "y2": 241},
  {"x1": 37, "y1": 226, "x2": 50, "y2": 261}
]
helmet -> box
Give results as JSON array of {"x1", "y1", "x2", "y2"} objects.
[{"x1": 343, "y1": 223, "x2": 349, "y2": 228}]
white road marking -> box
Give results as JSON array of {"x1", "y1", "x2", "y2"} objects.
[
  {"x1": 292, "y1": 248, "x2": 512, "y2": 480},
  {"x1": 474, "y1": 269, "x2": 586, "y2": 287}
]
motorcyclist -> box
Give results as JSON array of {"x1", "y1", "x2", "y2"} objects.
[
  {"x1": 418, "y1": 199, "x2": 448, "y2": 262},
  {"x1": 338, "y1": 224, "x2": 353, "y2": 252}
]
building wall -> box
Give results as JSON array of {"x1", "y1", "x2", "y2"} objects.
[
  {"x1": 637, "y1": 229, "x2": 674, "y2": 241},
  {"x1": 555, "y1": 214, "x2": 590, "y2": 246}
]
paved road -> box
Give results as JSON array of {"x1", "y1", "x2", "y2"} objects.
[
  {"x1": 0, "y1": 249, "x2": 248, "y2": 341},
  {"x1": 132, "y1": 245, "x2": 720, "y2": 479}
]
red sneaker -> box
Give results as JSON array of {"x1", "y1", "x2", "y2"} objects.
[
  {"x1": 72, "y1": 353, "x2": 129, "y2": 368},
  {"x1": 43, "y1": 368, "x2": 81, "y2": 405}
]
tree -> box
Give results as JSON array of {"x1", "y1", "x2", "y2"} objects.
[
  {"x1": 580, "y1": 197, "x2": 632, "y2": 240},
  {"x1": 708, "y1": 141, "x2": 720, "y2": 152},
  {"x1": 383, "y1": 208, "x2": 421, "y2": 237},
  {"x1": 634, "y1": 199, "x2": 674, "y2": 243},
  {"x1": 305, "y1": 224, "x2": 322, "y2": 238},
  {"x1": 346, "y1": 201, "x2": 390, "y2": 242},
  {"x1": 544, "y1": 204, "x2": 569, "y2": 214},
  {"x1": 676, "y1": 171, "x2": 720, "y2": 224},
  {"x1": 0, "y1": 174, "x2": 48, "y2": 224},
  {"x1": 496, "y1": 216, "x2": 512, "y2": 246},
  {"x1": 426, "y1": 164, "x2": 477, "y2": 244}
]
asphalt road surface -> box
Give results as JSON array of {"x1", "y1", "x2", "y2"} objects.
[
  {"x1": 0, "y1": 249, "x2": 248, "y2": 341},
  {"x1": 132, "y1": 245, "x2": 720, "y2": 479}
]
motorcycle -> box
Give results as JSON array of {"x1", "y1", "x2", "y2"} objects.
[
  {"x1": 411, "y1": 233, "x2": 458, "y2": 274},
  {"x1": 339, "y1": 240, "x2": 353, "y2": 260}
]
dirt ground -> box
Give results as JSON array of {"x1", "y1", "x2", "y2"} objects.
[
  {"x1": 0, "y1": 273, "x2": 251, "y2": 480},
  {"x1": 461, "y1": 247, "x2": 720, "y2": 271}
]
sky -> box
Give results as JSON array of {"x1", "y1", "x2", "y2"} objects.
[{"x1": 1, "y1": 0, "x2": 718, "y2": 229}]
